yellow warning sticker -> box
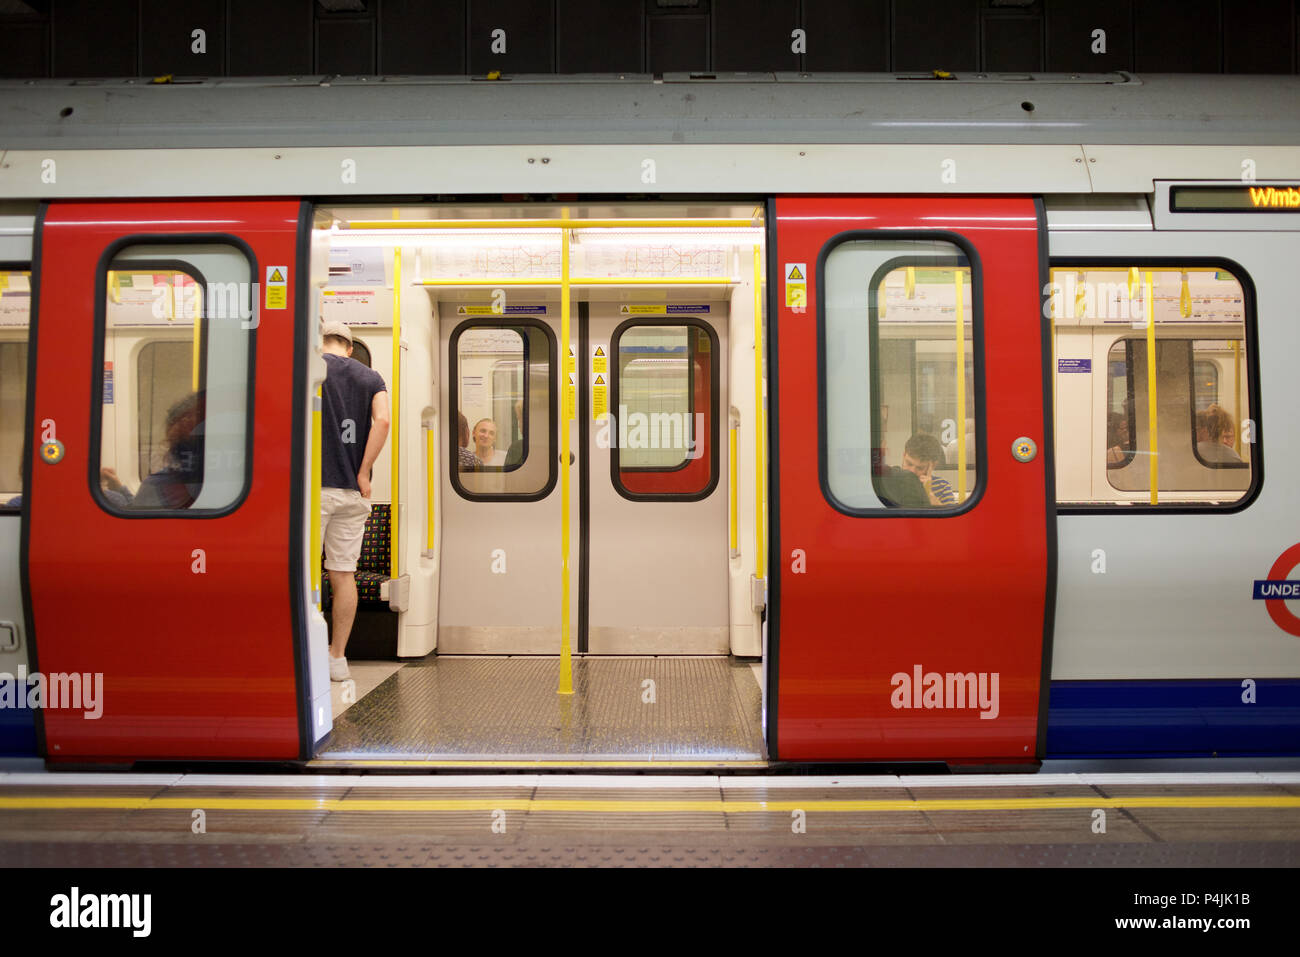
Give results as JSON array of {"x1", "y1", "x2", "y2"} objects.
[
  {"x1": 566, "y1": 345, "x2": 576, "y2": 374},
  {"x1": 592, "y1": 344, "x2": 608, "y2": 375},
  {"x1": 266, "y1": 265, "x2": 288, "y2": 310},
  {"x1": 592, "y1": 373, "x2": 608, "y2": 420},
  {"x1": 456, "y1": 304, "x2": 504, "y2": 315},
  {"x1": 567, "y1": 372, "x2": 576, "y2": 421},
  {"x1": 785, "y1": 262, "x2": 806, "y2": 309},
  {"x1": 619, "y1": 304, "x2": 667, "y2": 315}
]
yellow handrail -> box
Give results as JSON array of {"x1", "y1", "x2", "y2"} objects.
[
  {"x1": 345, "y1": 218, "x2": 758, "y2": 230},
  {"x1": 752, "y1": 245, "x2": 766, "y2": 579},
  {"x1": 728, "y1": 423, "x2": 738, "y2": 556},
  {"x1": 426, "y1": 426, "x2": 435, "y2": 552},
  {"x1": 954, "y1": 268, "x2": 968, "y2": 501},
  {"x1": 417, "y1": 277, "x2": 736, "y2": 286},
  {"x1": 311, "y1": 386, "x2": 322, "y2": 606},
  {"x1": 391, "y1": 247, "x2": 401, "y2": 578},
  {"x1": 558, "y1": 215, "x2": 573, "y2": 696},
  {"x1": 1232, "y1": 340, "x2": 1242, "y2": 457},
  {"x1": 1145, "y1": 271, "x2": 1158, "y2": 505}
]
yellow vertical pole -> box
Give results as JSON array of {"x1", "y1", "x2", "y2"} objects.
[
  {"x1": 728, "y1": 425, "x2": 738, "y2": 555},
  {"x1": 390, "y1": 247, "x2": 402, "y2": 578},
  {"x1": 558, "y1": 214, "x2": 573, "y2": 696},
  {"x1": 1232, "y1": 340, "x2": 1242, "y2": 456},
  {"x1": 752, "y1": 245, "x2": 766, "y2": 579},
  {"x1": 426, "y1": 427, "x2": 436, "y2": 551},
  {"x1": 1145, "y1": 271, "x2": 1158, "y2": 505},
  {"x1": 954, "y1": 268, "x2": 968, "y2": 501},
  {"x1": 311, "y1": 386, "x2": 322, "y2": 607},
  {"x1": 191, "y1": 281, "x2": 202, "y2": 392}
]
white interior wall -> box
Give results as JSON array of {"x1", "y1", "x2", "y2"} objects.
[{"x1": 727, "y1": 255, "x2": 762, "y2": 658}]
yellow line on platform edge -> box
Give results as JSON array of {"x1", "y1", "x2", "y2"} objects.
[{"x1": 2, "y1": 796, "x2": 1297, "y2": 814}]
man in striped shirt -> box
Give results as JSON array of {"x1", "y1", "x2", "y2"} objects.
[{"x1": 901, "y1": 432, "x2": 958, "y2": 507}]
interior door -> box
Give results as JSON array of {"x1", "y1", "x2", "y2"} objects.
[
  {"x1": 770, "y1": 195, "x2": 1053, "y2": 764},
  {"x1": 586, "y1": 306, "x2": 728, "y2": 653},
  {"x1": 26, "y1": 199, "x2": 311, "y2": 761},
  {"x1": 437, "y1": 306, "x2": 570, "y2": 653}
]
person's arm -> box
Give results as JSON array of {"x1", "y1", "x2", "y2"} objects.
[{"x1": 357, "y1": 389, "x2": 391, "y2": 498}]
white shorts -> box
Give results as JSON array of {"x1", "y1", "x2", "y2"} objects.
[{"x1": 321, "y1": 487, "x2": 371, "y2": 572}]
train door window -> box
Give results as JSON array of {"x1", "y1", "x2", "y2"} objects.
[
  {"x1": 450, "y1": 320, "x2": 556, "y2": 500},
  {"x1": 0, "y1": 268, "x2": 30, "y2": 508},
  {"x1": 94, "y1": 244, "x2": 255, "y2": 514},
  {"x1": 822, "y1": 238, "x2": 981, "y2": 513},
  {"x1": 610, "y1": 321, "x2": 718, "y2": 499},
  {"x1": 1051, "y1": 265, "x2": 1256, "y2": 506},
  {"x1": 349, "y1": 337, "x2": 372, "y2": 368}
]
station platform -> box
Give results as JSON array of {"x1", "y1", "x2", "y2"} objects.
[
  {"x1": 316, "y1": 655, "x2": 766, "y2": 767},
  {"x1": 1, "y1": 772, "x2": 1298, "y2": 867}
]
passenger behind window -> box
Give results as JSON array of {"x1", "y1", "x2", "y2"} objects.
[
  {"x1": 943, "y1": 418, "x2": 975, "y2": 468},
  {"x1": 901, "y1": 432, "x2": 956, "y2": 506},
  {"x1": 504, "y1": 399, "x2": 524, "y2": 468},
  {"x1": 457, "y1": 411, "x2": 481, "y2": 471},
  {"x1": 129, "y1": 392, "x2": 205, "y2": 509},
  {"x1": 1198, "y1": 403, "x2": 1243, "y2": 465},
  {"x1": 1106, "y1": 411, "x2": 1131, "y2": 467},
  {"x1": 99, "y1": 467, "x2": 133, "y2": 507},
  {"x1": 472, "y1": 418, "x2": 507, "y2": 467}
]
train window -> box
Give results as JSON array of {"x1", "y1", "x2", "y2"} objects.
[
  {"x1": 0, "y1": 269, "x2": 30, "y2": 509},
  {"x1": 94, "y1": 244, "x2": 254, "y2": 514},
  {"x1": 610, "y1": 321, "x2": 718, "y2": 500},
  {"x1": 349, "y1": 337, "x2": 372, "y2": 369},
  {"x1": 450, "y1": 320, "x2": 556, "y2": 501},
  {"x1": 1051, "y1": 265, "x2": 1257, "y2": 507},
  {"x1": 822, "y1": 238, "x2": 981, "y2": 513}
]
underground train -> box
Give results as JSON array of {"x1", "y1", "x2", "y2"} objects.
[{"x1": 0, "y1": 71, "x2": 1297, "y2": 769}]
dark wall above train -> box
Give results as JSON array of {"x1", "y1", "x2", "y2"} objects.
[{"x1": 0, "y1": 0, "x2": 1296, "y2": 79}]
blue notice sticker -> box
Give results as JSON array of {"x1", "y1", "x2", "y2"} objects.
[
  {"x1": 504, "y1": 305, "x2": 547, "y2": 314},
  {"x1": 666, "y1": 304, "x2": 710, "y2": 313},
  {"x1": 103, "y1": 367, "x2": 114, "y2": 404},
  {"x1": 1253, "y1": 580, "x2": 1300, "y2": 599},
  {"x1": 1058, "y1": 358, "x2": 1092, "y2": 373}
]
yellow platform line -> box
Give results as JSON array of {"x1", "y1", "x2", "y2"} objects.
[{"x1": 1, "y1": 795, "x2": 1297, "y2": 814}]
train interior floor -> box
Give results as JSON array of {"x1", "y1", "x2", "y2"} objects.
[{"x1": 318, "y1": 655, "x2": 765, "y2": 762}]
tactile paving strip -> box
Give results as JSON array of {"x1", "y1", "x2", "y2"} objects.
[
  {"x1": 3, "y1": 841, "x2": 1298, "y2": 868},
  {"x1": 319, "y1": 656, "x2": 763, "y2": 760}
]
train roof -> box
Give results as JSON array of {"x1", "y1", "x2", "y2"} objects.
[{"x1": 2, "y1": 73, "x2": 1300, "y2": 150}]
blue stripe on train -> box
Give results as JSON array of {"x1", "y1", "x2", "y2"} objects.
[
  {"x1": 1046, "y1": 679, "x2": 1300, "y2": 757},
  {"x1": 0, "y1": 706, "x2": 37, "y2": 756}
]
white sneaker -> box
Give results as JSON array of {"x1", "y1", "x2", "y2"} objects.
[{"x1": 329, "y1": 655, "x2": 351, "y2": 682}]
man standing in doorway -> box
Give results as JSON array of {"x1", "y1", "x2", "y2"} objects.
[{"x1": 320, "y1": 321, "x2": 390, "y2": 680}]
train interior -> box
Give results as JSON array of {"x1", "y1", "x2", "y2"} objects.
[{"x1": 303, "y1": 202, "x2": 770, "y2": 763}]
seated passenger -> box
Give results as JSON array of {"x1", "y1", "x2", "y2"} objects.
[
  {"x1": 131, "y1": 392, "x2": 205, "y2": 509},
  {"x1": 901, "y1": 432, "x2": 957, "y2": 506},
  {"x1": 876, "y1": 465, "x2": 929, "y2": 508},
  {"x1": 1197, "y1": 403, "x2": 1244, "y2": 465},
  {"x1": 1106, "y1": 412, "x2": 1130, "y2": 466},
  {"x1": 99, "y1": 467, "x2": 134, "y2": 507},
  {"x1": 457, "y1": 411, "x2": 481, "y2": 471},
  {"x1": 943, "y1": 417, "x2": 975, "y2": 467},
  {"x1": 472, "y1": 418, "x2": 507, "y2": 467}
]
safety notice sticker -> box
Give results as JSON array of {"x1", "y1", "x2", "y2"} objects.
[
  {"x1": 265, "y1": 265, "x2": 288, "y2": 310},
  {"x1": 592, "y1": 345, "x2": 608, "y2": 375},
  {"x1": 567, "y1": 372, "x2": 576, "y2": 421},
  {"x1": 785, "y1": 263, "x2": 806, "y2": 308},
  {"x1": 592, "y1": 373, "x2": 608, "y2": 420}
]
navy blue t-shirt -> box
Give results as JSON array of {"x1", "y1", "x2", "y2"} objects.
[{"x1": 322, "y1": 353, "x2": 387, "y2": 491}]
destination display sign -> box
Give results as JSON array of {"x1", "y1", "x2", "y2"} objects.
[{"x1": 1171, "y1": 185, "x2": 1300, "y2": 212}]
